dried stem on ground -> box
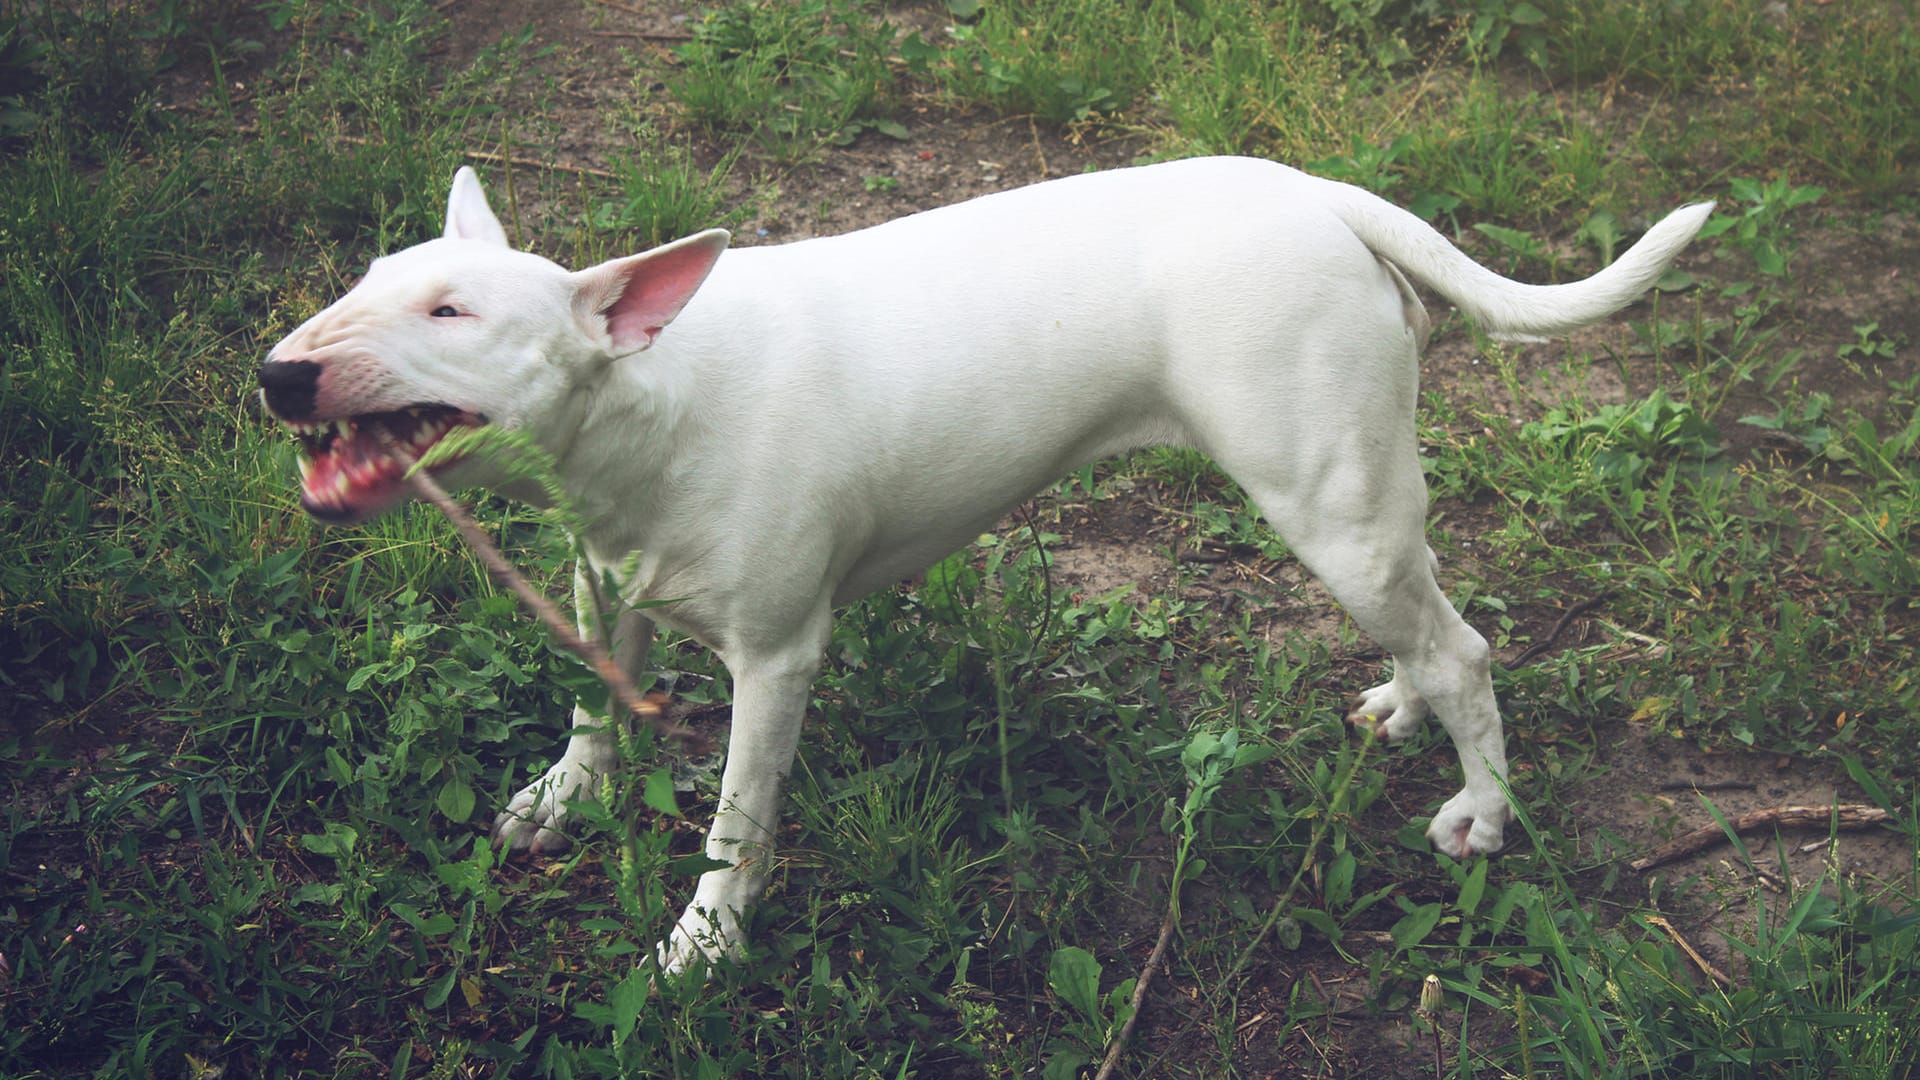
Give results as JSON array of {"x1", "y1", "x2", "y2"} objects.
[
  {"x1": 1507, "y1": 592, "x2": 1614, "y2": 668},
  {"x1": 1644, "y1": 915, "x2": 1732, "y2": 988},
  {"x1": 1629, "y1": 804, "x2": 1893, "y2": 872},
  {"x1": 1094, "y1": 902, "x2": 1179, "y2": 1080}
]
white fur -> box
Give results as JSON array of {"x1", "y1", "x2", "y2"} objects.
[{"x1": 267, "y1": 156, "x2": 1711, "y2": 974}]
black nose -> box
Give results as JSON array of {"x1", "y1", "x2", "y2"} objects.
[{"x1": 259, "y1": 360, "x2": 321, "y2": 420}]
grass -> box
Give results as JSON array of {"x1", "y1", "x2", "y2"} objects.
[{"x1": 2, "y1": 0, "x2": 1918, "y2": 1075}]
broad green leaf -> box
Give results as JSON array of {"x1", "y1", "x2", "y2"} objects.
[
  {"x1": 324, "y1": 746, "x2": 352, "y2": 788},
  {"x1": 1048, "y1": 945, "x2": 1104, "y2": 1022},
  {"x1": 922, "y1": 549, "x2": 976, "y2": 612},
  {"x1": 423, "y1": 967, "x2": 458, "y2": 1009},
  {"x1": 436, "y1": 777, "x2": 476, "y2": 823},
  {"x1": 1325, "y1": 850, "x2": 1356, "y2": 910},
  {"x1": 643, "y1": 766, "x2": 682, "y2": 818},
  {"x1": 610, "y1": 967, "x2": 650, "y2": 1041},
  {"x1": 1391, "y1": 902, "x2": 1444, "y2": 953},
  {"x1": 1457, "y1": 858, "x2": 1489, "y2": 917},
  {"x1": 299, "y1": 822, "x2": 358, "y2": 859},
  {"x1": 1041, "y1": 1051, "x2": 1088, "y2": 1080},
  {"x1": 670, "y1": 852, "x2": 733, "y2": 878}
]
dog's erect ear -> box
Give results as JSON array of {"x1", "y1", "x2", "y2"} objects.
[
  {"x1": 444, "y1": 167, "x2": 510, "y2": 247},
  {"x1": 572, "y1": 229, "x2": 731, "y2": 354}
]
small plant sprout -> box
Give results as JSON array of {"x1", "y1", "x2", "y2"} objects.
[{"x1": 1419, "y1": 972, "x2": 1444, "y2": 1076}]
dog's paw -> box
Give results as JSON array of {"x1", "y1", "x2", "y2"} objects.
[
  {"x1": 1426, "y1": 789, "x2": 1511, "y2": 858},
  {"x1": 491, "y1": 758, "x2": 607, "y2": 855},
  {"x1": 1346, "y1": 677, "x2": 1430, "y2": 742},
  {"x1": 655, "y1": 903, "x2": 743, "y2": 978}
]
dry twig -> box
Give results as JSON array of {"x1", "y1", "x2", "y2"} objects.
[
  {"x1": 1644, "y1": 915, "x2": 1731, "y2": 987},
  {"x1": 386, "y1": 444, "x2": 713, "y2": 753},
  {"x1": 1657, "y1": 780, "x2": 1758, "y2": 793},
  {"x1": 1093, "y1": 902, "x2": 1179, "y2": 1080},
  {"x1": 1629, "y1": 804, "x2": 1893, "y2": 872},
  {"x1": 460, "y1": 148, "x2": 618, "y2": 180},
  {"x1": 1508, "y1": 591, "x2": 1613, "y2": 668}
]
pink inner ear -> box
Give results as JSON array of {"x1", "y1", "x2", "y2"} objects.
[{"x1": 602, "y1": 236, "x2": 725, "y2": 351}]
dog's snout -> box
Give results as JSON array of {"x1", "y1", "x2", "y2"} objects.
[{"x1": 259, "y1": 360, "x2": 322, "y2": 420}]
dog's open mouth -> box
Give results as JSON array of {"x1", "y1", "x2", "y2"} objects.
[{"x1": 286, "y1": 404, "x2": 485, "y2": 523}]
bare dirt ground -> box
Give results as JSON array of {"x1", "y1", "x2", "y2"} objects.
[{"x1": 157, "y1": 0, "x2": 1915, "y2": 1071}]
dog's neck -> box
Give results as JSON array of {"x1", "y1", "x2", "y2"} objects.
[{"x1": 540, "y1": 343, "x2": 708, "y2": 562}]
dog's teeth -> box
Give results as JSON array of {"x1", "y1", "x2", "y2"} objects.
[
  {"x1": 334, "y1": 473, "x2": 351, "y2": 496},
  {"x1": 297, "y1": 455, "x2": 314, "y2": 484}
]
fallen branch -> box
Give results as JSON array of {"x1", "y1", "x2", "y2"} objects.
[
  {"x1": 584, "y1": 0, "x2": 658, "y2": 18},
  {"x1": 1629, "y1": 804, "x2": 1893, "y2": 872},
  {"x1": 460, "y1": 148, "x2": 618, "y2": 181},
  {"x1": 1507, "y1": 591, "x2": 1613, "y2": 668},
  {"x1": 1643, "y1": 915, "x2": 1731, "y2": 988},
  {"x1": 1093, "y1": 901, "x2": 1178, "y2": 1080},
  {"x1": 385, "y1": 442, "x2": 713, "y2": 754},
  {"x1": 1657, "y1": 780, "x2": 1757, "y2": 793}
]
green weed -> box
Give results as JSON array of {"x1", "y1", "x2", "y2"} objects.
[
  {"x1": 1700, "y1": 176, "x2": 1826, "y2": 282},
  {"x1": 1400, "y1": 72, "x2": 1618, "y2": 223},
  {"x1": 945, "y1": 0, "x2": 1171, "y2": 124},
  {"x1": 667, "y1": 0, "x2": 903, "y2": 160},
  {"x1": 593, "y1": 134, "x2": 748, "y2": 252},
  {"x1": 1152, "y1": 0, "x2": 1355, "y2": 161}
]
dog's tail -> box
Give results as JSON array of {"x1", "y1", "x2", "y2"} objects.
[{"x1": 1320, "y1": 179, "x2": 1714, "y2": 342}]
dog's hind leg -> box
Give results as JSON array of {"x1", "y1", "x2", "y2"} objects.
[
  {"x1": 1248, "y1": 463, "x2": 1509, "y2": 857},
  {"x1": 492, "y1": 571, "x2": 657, "y2": 854},
  {"x1": 1344, "y1": 544, "x2": 1442, "y2": 741},
  {"x1": 658, "y1": 608, "x2": 831, "y2": 975},
  {"x1": 1306, "y1": 521, "x2": 1509, "y2": 859},
  {"x1": 1197, "y1": 350, "x2": 1509, "y2": 858}
]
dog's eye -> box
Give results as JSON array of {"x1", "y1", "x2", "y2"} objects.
[{"x1": 430, "y1": 305, "x2": 461, "y2": 318}]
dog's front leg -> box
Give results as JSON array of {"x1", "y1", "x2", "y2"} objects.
[
  {"x1": 658, "y1": 622, "x2": 826, "y2": 975},
  {"x1": 492, "y1": 568, "x2": 655, "y2": 854}
]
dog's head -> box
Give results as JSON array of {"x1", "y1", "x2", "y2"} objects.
[{"x1": 260, "y1": 167, "x2": 729, "y2": 524}]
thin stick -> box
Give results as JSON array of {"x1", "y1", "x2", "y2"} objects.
[
  {"x1": 1508, "y1": 591, "x2": 1613, "y2": 668},
  {"x1": 1657, "y1": 780, "x2": 1757, "y2": 793},
  {"x1": 460, "y1": 148, "x2": 618, "y2": 180},
  {"x1": 389, "y1": 447, "x2": 713, "y2": 754},
  {"x1": 1092, "y1": 902, "x2": 1179, "y2": 1080},
  {"x1": 590, "y1": 30, "x2": 694, "y2": 41},
  {"x1": 584, "y1": 0, "x2": 660, "y2": 18},
  {"x1": 1644, "y1": 915, "x2": 1731, "y2": 987},
  {"x1": 1629, "y1": 804, "x2": 1892, "y2": 872}
]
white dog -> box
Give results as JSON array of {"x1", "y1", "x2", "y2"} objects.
[{"x1": 261, "y1": 156, "x2": 1710, "y2": 972}]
